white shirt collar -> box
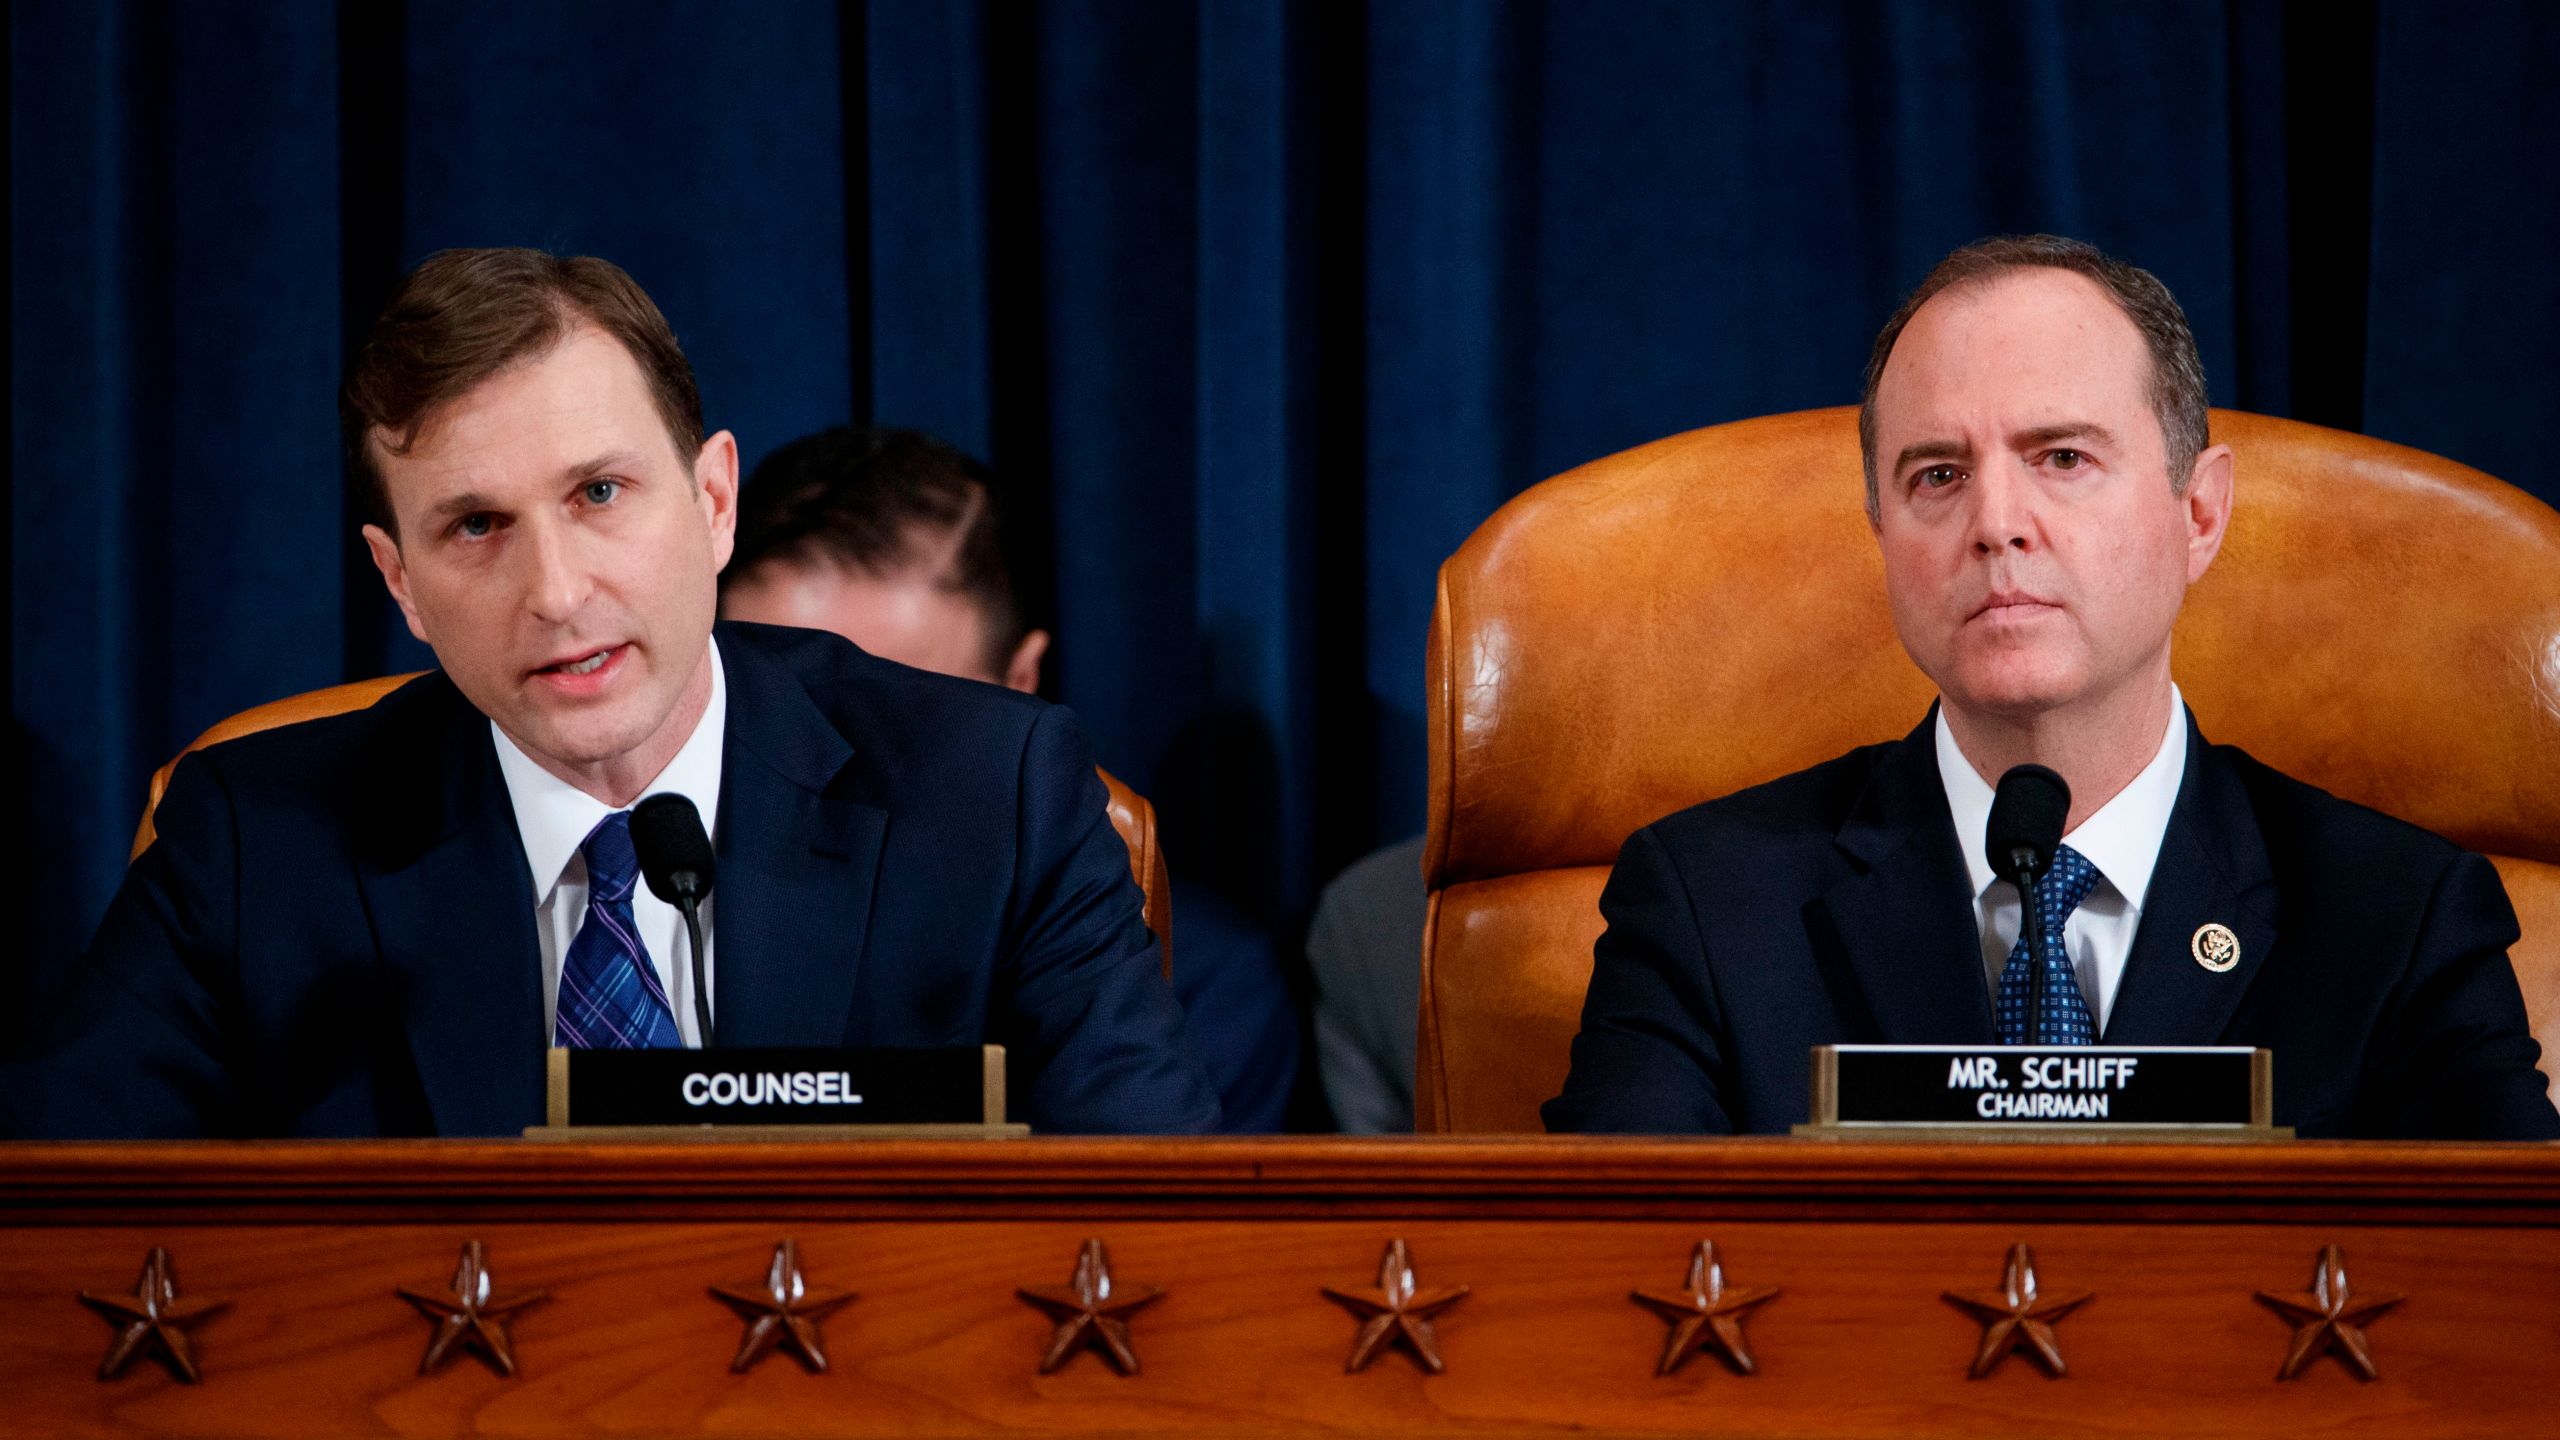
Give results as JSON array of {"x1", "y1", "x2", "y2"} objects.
[
  {"x1": 1936, "y1": 684, "x2": 2188, "y2": 911},
  {"x1": 492, "y1": 640, "x2": 728, "y2": 904}
]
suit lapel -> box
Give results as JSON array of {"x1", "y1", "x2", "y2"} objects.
[
  {"x1": 2100, "y1": 714, "x2": 2279, "y2": 1045},
  {"x1": 708, "y1": 631, "x2": 887, "y2": 1047},
  {"x1": 1816, "y1": 716, "x2": 2000, "y2": 1045},
  {"x1": 353, "y1": 679, "x2": 547, "y2": 1136}
]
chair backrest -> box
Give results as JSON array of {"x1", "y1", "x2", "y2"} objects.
[
  {"x1": 1097, "y1": 770, "x2": 1175, "y2": 975},
  {"x1": 132, "y1": 675, "x2": 1177, "y2": 976},
  {"x1": 1419, "y1": 406, "x2": 2560, "y2": 1133}
]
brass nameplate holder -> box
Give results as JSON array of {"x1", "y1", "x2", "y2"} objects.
[
  {"x1": 1796, "y1": 1044, "x2": 2286, "y2": 1141},
  {"x1": 526, "y1": 1044, "x2": 1026, "y2": 1139}
]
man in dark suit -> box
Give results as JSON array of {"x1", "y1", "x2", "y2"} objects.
[
  {"x1": 1547, "y1": 235, "x2": 2557, "y2": 1140},
  {"x1": 5, "y1": 248, "x2": 1217, "y2": 1137}
]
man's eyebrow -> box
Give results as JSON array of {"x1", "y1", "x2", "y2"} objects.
[
  {"x1": 427, "y1": 490, "x2": 499, "y2": 523},
  {"x1": 1892, "y1": 439, "x2": 1971, "y2": 475},
  {"x1": 2013, "y1": 422, "x2": 2119, "y2": 451},
  {"x1": 561, "y1": 450, "x2": 650, "y2": 485}
]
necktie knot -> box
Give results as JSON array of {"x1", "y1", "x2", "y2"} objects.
[
  {"x1": 581, "y1": 811, "x2": 639, "y2": 903},
  {"x1": 2038, "y1": 843, "x2": 2101, "y2": 915},
  {"x1": 1994, "y1": 842, "x2": 2102, "y2": 1046},
  {"x1": 555, "y1": 808, "x2": 679, "y2": 1050}
]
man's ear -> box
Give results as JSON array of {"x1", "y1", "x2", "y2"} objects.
[
  {"x1": 2183, "y1": 442, "x2": 2236, "y2": 584},
  {"x1": 696, "y1": 428, "x2": 741, "y2": 573},
  {"x1": 362, "y1": 524, "x2": 432, "y2": 644},
  {"x1": 1003, "y1": 629, "x2": 1049, "y2": 696}
]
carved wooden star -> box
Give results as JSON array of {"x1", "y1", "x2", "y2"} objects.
[
  {"x1": 2257, "y1": 1244, "x2": 2402, "y2": 1381},
  {"x1": 1631, "y1": 1240, "x2": 1780, "y2": 1376},
  {"x1": 79, "y1": 1247, "x2": 228, "y2": 1383},
  {"x1": 712, "y1": 1239, "x2": 857, "y2": 1374},
  {"x1": 1323, "y1": 1239, "x2": 1470, "y2": 1374},
  {"x1": 397, "y1": 1240, "x2": 546, "y2": 1377},
  {"x1": 1943, "y1": 1243, "x2": 2090, "y2": 1378},
  {"x1": 1016, "y1": 1238, "x2": 1162, "y2": 1375}
]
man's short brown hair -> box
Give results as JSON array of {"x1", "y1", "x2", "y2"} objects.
[
  {"x1": 1857, "y1": 234, "x2": 2209, "y2": 519},
  {"x1": 341, "y1": 248, "x2": 703, "y2": 537},
  {"x1": 725, "y1": 427, "x2": 1030, "y2": 677}
]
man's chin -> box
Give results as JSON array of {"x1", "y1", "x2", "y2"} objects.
[
  {"x1": 494, "y1": 711, "x2": 660, "y2": 776},
  {"x1": 1938, "y1": 663, "x2": 2086, "y2": 722}
]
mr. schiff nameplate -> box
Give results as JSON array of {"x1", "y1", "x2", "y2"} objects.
[
  {"x1": 536, "y1": 1044, "x2": 1018, "y2": 1135},
  {"x1": 1801, "y1": 1045, "x2": 2279, "y2": 1136}
]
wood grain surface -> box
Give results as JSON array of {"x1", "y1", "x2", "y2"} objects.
[{"x1": 4, "y1": 1137, "x2": 2557, "y2": 1438}]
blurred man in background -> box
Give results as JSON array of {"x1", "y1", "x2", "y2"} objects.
[
  {"x1": 1304, "y1": 836, "x2": 1425, "y2": 1133},
  {"x1": 722, "y1": 427, "x2": 1304, "y2": 1131}
]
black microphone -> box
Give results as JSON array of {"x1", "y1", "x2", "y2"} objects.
[
  {"x1": 1985, "y1": 764, "x2": 2071, "y2": 1045},
  {"x1": 630, "y1": 793, "x2": 718, "y2": 1046}
]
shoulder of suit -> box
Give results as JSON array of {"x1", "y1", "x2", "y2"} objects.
[
  {"x1": 723, "y1": 619, "x2": 1052, "y2": 744},
  {"x1": 1636, "y1": 739, "x2": 1903, "y2": 849},
  {"x1": 174, "y1": 670, "x2": 462, "y2": 794},
  {"x1": 2206, "y1": 739, "x2": 2471, "y2": 874},
  {"x1": 1310, "y1": 835, "x2": 1428, "y2": 934}
]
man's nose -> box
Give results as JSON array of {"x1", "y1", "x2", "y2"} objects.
[
  {"x1": 1968, "y1": 462, "x2": 2038, "y2": 555},
  {"x1": 519, "y1": 518, "x2": 594, "y2": 624}
]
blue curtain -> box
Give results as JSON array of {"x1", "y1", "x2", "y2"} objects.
[{"x1": 13, "y1": 0, "x2": 2560, "y2": 1020}]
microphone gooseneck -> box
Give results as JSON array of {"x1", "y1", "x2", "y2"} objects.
[
  {"x1": 630, "y1": 793, "x2": 719, "y2": 1046},
  {"x1": 1985, "y1": 764, "x2": 2071, "y2": 1044}
]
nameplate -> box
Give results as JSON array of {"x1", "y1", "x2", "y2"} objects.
[
  {"x1": 542, "y1": 1045, "x2": 1008, "y2": 1130},
  {"x1": 1803, "y1": 1045, "x2": 2277, "y2": 1134}
]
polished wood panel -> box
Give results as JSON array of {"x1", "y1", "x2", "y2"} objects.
[{"x1": 3, "y1": 1138, "x2": 2556, "y2": 1437}]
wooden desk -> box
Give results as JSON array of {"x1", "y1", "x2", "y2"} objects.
[{"x1": 4, "y1": 1137, "x2": 2556, "y2": 1436}]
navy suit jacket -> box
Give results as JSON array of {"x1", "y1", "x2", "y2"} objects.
[
  {"x1": 6, "y1": 623, "x2": 1219, "y2": 1137},
  {"x1": 1545, "y1": 712, "x2": 2559, "y2": 1140}
]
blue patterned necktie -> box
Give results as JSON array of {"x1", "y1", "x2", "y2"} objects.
[
  {"x1": 1994, "y1": 843, "x2": 2102, "y2": 1045},
  {"x1": 553, "y1": 811, "x2": 683, "y2": 1049}
]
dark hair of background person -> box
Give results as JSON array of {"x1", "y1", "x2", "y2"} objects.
[
  {"x1": 340, "y1": 247, "x2": 705, "y2": 537},
  {"x1": 1856, "y1": 233, "x2": 2212, "y2": 519},
  {"x1": 725, "y1": 426, "x2": 1032, "y2": 679}
]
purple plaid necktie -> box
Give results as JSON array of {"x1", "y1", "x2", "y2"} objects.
[
  {"x1": 1994, "y1": 843, "x2": 2102, "y2": 1045},
  {"x1": 553, "y1": 810, "x2": 683, "y2": 1049}
]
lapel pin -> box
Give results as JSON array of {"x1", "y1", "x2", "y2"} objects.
[{"x1": 2192, "y1": 923, "x2": 2241, "y2": 973}]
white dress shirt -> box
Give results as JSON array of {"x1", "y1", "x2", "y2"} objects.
[
  {"x1": 493, "y1": 641, "x2": 726, "y2": 1048},
  {"x1": 1935, "y1": 687, "x2": 2187, "y2": 1033}
]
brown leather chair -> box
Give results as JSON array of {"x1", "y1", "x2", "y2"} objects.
[
  {"x1": 131, "y1": 676, "x2": 1176, "y2": 976},
  {"x1": 1417, "y1": 406, "x2": 2560, "y2": 1133}
]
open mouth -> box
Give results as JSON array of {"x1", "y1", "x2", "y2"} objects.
[{"x1": 535, "y1": 644, "x2": 625, "y2": 681}]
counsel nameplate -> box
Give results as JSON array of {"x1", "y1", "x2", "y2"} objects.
[
  {"x1": 1804, "y1": 1045, "x2": 2276, "y2": 1133},
  {"x1": 541, "y1": 1044, "x2": 1009, "y2": 1130}
]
